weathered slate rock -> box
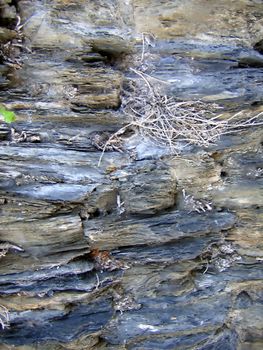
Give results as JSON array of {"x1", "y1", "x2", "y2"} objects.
[
  {"x1": 227, "y1": 208, "x2": 263, "y2": 258},
  {"x1": 0, "y1": 213, "x2": 86, "y2": 266},
  {"x1": 85, "y1": 210, "x2": 236, "y2": 250},
  {"x1": 9, "y1": 183, "x2": 97, "y2": 202},
  {"x1": 0, "y1": 28, "x2": 16, "y2": 42},
  {"x1": 0, "y1": 123, "x2": 10, "y2": 140},
  {"x1": 102, "y1": 294, "x2": 232, "y2": 345},
  {"x1": 133, "y1": 0, "x2": 263, "y2": 45},
  {"x1": 0, "y1": 0, "x2": 262, "y2": 349},
  {"x1": 2, "y1": 296, "x2": 114, "y2": 346},
  {"x1": 117, "y1": 160, "x2": 177, "y2": 215}
]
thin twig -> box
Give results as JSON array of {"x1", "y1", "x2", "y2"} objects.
[{"x1": 97, "y1": 123, "x2": 133, "y2": 167}]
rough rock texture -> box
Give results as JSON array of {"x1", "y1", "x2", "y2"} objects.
[{"x1": 0, "y1": 0, "x2": 262, "y2": 349}]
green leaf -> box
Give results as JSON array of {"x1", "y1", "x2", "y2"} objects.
[{"x1": 0, "y1": 107, "x2": 16, "y2": 123}]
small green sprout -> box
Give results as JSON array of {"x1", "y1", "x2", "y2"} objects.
[{"x1": 0, "y1": 105, "x2": 16, "y2": 123}]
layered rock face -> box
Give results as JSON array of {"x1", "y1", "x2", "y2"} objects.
[{"x1": 0, "y1": 1, "x2": 263, "y2": 349}]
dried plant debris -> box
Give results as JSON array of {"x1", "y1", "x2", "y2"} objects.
[
  {"x1": 98, "y1": 68, "x2": 263, "y2": 164},
  {"x1": 113, "y1": 289, "x2": 141, "y2": 314},
  {"x1": 182, "y1": 189, "x2": 212, "y2": 213},
  {"x1": 116, "y1": 193, "x2": 125, "y2": 215},
  {"x1": 89, "y1": 249, "x2": 129, "y2": 272},
  {"x1": 97, "y1": 125, "x2": 134, "y2": 166},
  {"x1": 10, "y1": 128, "x2": 41, "y2": 143},
  {"x1": 122, "y1": 69, "x2": 263, "y2": 153},
  {"x1": 0, "y1": 305, "x2": 10, "y2": 329},
  {"x1": 90, "y1": 131, "x2": 124, "y2": 153},
  {"x1": 0, "y1": 242, "x2": 24, "y2": 258},
  {"x1": 0, "y1": 249, "x2": 7, "y2": 259},
  {"x1": 96, "y1": 33, "x2": 263, "y2": 163},
  {"x1": 0, "y1": 15, "x2": 27, "y2": 69},
  {"x1": 141, "y1": 32, "x2": 156, "y2": 62},
  {"x1": 201, "y1": 242, "x2": 241, "y2": 273}
]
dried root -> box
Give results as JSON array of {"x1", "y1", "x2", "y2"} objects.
[{"x1": 0, "y1": 15, "x2": 28, "y2": 69}]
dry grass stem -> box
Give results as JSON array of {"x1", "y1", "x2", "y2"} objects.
[
  {"x1": 141, "y1": 33, "x2": 156, "y2": 62},
  {"x1": 0, "y1": 305, "x2": 10, "y2": 329},
  {"x1": 97, "y1": 123, "x2": 134, "y2": 167}
]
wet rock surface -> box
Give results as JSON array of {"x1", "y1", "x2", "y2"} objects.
[{"x1": 0, "y1": 0, "x2": 263, "y2": 349}]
